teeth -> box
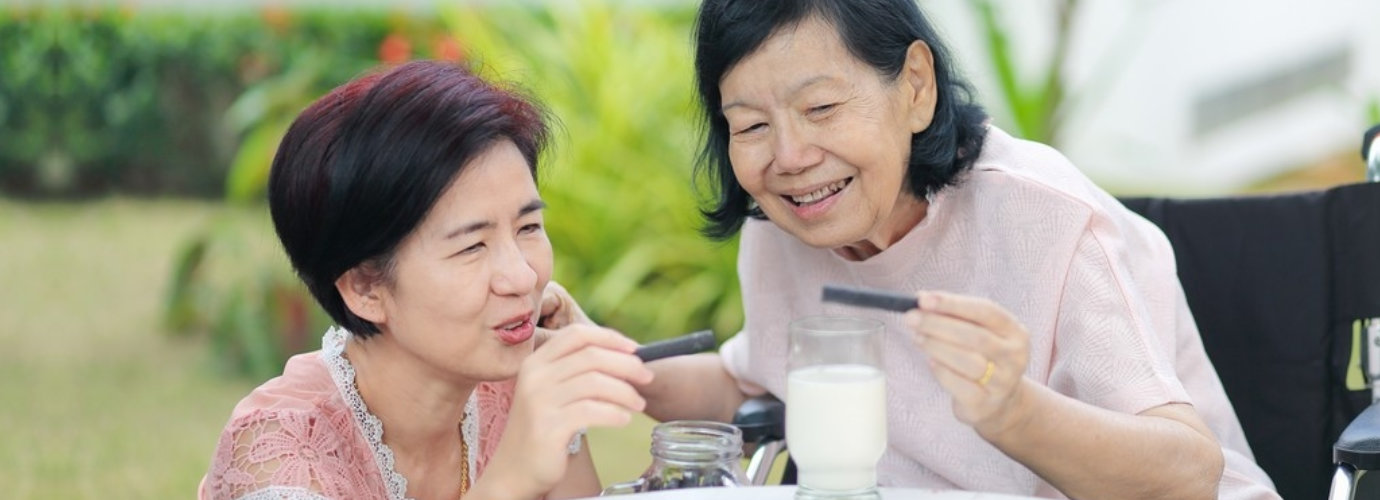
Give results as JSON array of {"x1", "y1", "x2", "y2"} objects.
[
  {"x1": 790, "y1": 179, "x2": 847, "y2": 205},
  {"x1": 501, "y1": 319, "x2": 525, "y2": 330}
]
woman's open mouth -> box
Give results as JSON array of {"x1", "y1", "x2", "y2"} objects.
[
  {"x1": 786, "y1": 178, "x2": 851, "y2": 207},
  {"x1": 784, "y1": 177, "x2": 852, "y2": 219},
  {"x1": 495, "y1": 316, "x2": 535, "y2": 346}
]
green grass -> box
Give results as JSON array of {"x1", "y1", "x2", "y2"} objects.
[
  {"x1": 0, "y1": 199, "x2": 258, "y2": 498},
  {"x1": 0, "y1": 198, "x2": 659, "y2": 498}
]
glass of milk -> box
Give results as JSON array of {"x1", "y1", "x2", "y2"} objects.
[{"x1": 787, "y1": 315, "x2": 886, "y2": 500}]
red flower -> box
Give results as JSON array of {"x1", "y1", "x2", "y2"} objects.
[
  {"x1": 432, "y1": 35, "x2": 466, "y2": 63},
  {"x1": 378, "y1": 34, "x2": 411, "y2": 65}
]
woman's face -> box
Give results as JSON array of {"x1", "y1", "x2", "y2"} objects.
[
  {"x1": 369, "y1": 140, "x2": 552, "y2": 382},
  {"x1": 719, "y1": 16, "x2": 936, "y2": 254}
]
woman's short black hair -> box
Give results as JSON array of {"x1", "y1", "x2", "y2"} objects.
[
  {"x1": 693, "y1": 0, "x2": 989, "y2": 239},
  {"x1": 268, "y1": 60, "x2": 550, "y2": 337}
]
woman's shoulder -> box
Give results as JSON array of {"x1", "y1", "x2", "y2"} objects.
[
  {"x1": 205, "y1": 384, "x2": 379, "y2": 500},
  {"x1": 227, "y1": 351, "x2": 339, "y2": 418},
  {"x1": 217, "y1": 352, "x2": 361, "y2": 464},
  {"x1": 964, "y1": 126, "x2": 1114, "y2": 214}
]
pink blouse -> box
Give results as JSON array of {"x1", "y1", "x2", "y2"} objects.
[
  {"x1": 719, "y1": 126, "x2": 1279, "y2": 499},
  {"x1": 199, "y1": 327, "x2": 516, "y2": 500}
]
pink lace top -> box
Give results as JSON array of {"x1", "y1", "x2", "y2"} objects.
[{"x1": 199, "y1": 327, "x2": 516, "y2": 500}]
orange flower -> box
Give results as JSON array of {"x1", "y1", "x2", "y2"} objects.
[
  {"x1": 261, "y1": 4, "x2": 291, "y2": 34},
  {"x1": 432, "y1": 35, "x2": 465, "y2": 63},
  {"x1": 378, "y1": 34, "x2": 411, "y2": 65}
]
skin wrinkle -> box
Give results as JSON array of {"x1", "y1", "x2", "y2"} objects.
[{"x1": 720, "y1": 17, "x2": 933, "y2": 258}]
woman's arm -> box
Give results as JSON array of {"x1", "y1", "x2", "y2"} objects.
[
  {"x1": 989, "y1": 382, "x2": 1222, "y2": 499},
  {"x1": 640, "y1": 353, "x2": 749, "y2": 424},
  {"x1": 545, "y1": 441, "x2": 602, "y2": 499},
  {"x1": 905, "y1": 291, "x2": 1222, "y2": 499}
]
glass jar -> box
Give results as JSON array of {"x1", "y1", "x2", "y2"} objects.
[{"x1": 601, "y1": 420, "x2": 747, "y2": 494}]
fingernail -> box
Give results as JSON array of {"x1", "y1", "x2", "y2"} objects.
[{"x1": 918, "y1": 291, "x2": 935, "y2": 310}]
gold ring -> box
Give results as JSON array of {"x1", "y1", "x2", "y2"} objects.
[{"x1": 977, "y1": 361, "x2": 995, "y2": 387}]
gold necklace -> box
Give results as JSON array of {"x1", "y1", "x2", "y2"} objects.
[{"x1": 459, "y1": 419, "x2": 470, "y2": 497}]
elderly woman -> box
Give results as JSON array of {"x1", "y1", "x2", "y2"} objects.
[
  {"x1": 634, "y1": 1, "x2": 1280, "y2": 499},
  {"x1": 200, "y1": 61, "x2": 652, "y2": 500}
]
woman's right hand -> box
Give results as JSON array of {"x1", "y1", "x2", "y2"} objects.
[{"x1": 474, "y1": 324, "x2": 654, "y2": 500}]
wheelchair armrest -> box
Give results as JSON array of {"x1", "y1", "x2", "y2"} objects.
[
  {"x1": 733, "y1": 394, "x2": 785, "y2": 444},
  {"x1": 1335, "y1": 402, "x2": 1380, "y2": 470}
]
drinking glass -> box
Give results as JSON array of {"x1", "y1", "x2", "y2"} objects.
[{"x1": 787, "y1": 315, "x2": 886, "y2": 500}]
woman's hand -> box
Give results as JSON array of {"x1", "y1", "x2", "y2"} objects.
[
  {"x1": 538, "y1": 281, "x2": 593, "y2": 329},
  {"x1": 903, "y1": 291, "x2": 1031, "y2": 438},
  {"x1": 474, "y1": 325, "x2": 654, "y2": 500},
  {"x1": 533, "y1": 281, "x2": 594, "y2": 349}
]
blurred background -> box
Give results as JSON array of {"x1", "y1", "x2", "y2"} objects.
[{"x1": 1, "y1": 0, "x2": 1376, "y2": 498}]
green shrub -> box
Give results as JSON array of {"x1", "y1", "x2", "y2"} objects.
[
  {"x1": 164, "y1": 2, "x2": 742, "y2": 380},
  {"x1": 0, "y1": 7, "x2": 446, "y2": 197},
  {"x1": 440, "y1": 3, "x2": 742, "y2": 341}
]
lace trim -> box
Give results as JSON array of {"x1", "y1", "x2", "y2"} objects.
[
  {"x1": 462, "y1": 396, "x2": 478, "y2": 481},
  {"x1": 321, "y1": 327, "x2": 479, "y2": 500},
  {"x1": 237, "y1": 486, "x2": 333, "y2": 500}
]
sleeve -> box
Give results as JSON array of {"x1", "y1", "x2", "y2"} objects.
[
  {"x1": 717, "y1": 333, "x2": 769, "y2": 397},
  {"x1": 1046, "y1": 226, "x2": 1191, "y2": 415},
  {"x1": 201, "y1": 409, "x2": 364, "y2": 500}
]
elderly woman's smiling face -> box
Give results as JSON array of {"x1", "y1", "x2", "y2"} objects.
[{"x1": 720, "y1": 16, "x2": 937, "y2": 258}]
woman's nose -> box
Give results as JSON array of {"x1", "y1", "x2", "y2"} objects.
[
  {"x1": 490, "y1": 241, "x2": 538, "y2": 296},
  {"x1": 771, "y1": 120, "x2": 823, "y2": 175}
]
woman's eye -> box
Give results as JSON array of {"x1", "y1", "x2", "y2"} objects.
[
  {"x1": 458, "y1": 242, "x2": 485, "y2": 256},
  {"x1": 808, "y1": 103, "x2": 838, "y2": 115},
  {"x1": 734, "y1": 123, "x2": 766, "y2": 136},
  {"x1": 519, "y1": 223, "x2": 543, "y2": 235}
]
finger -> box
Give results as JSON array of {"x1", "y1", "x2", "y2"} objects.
[
  {"x1": 561, "y1": 399, "x2": 636, "y2": 430},
  {"x1": 929, "y1": 358, "x2": 992, "y2": 411},
  {"x1": 544, "y1": 343, "x2": 655, "y2": 386},
  {"x1": 530, "y1": 325, "x2": 639, "y2": 362},
  {"x1": 918, "y1": 291, "x2": 1020, "y2": 334},
  {"x1": 532, "y1": 327, "x2": 555, "y2": 350},
  {"x1": 548, "y1": 371, "x2": 648, "y2": 412},
  {"x1": 539, "y1": 291, "x2": 563, "y2": 321},
  {"x1": 918, "y1": 335, "x2": 990, "y2": 382},
  {"x1": 908, "y1": 310, "x2": 998, "y2": 352}
]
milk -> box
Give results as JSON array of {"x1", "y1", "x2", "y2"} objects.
[{"x1": 786, "y1": 364, "x2": 887, "y2": 491}]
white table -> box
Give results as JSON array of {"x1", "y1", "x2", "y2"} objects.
[{"x1": 584, "y1": 486, "x2": 1042, "y2": 499}]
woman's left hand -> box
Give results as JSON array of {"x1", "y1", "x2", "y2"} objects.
[
  {"x1": 903, "y1": 290, "x2": 1031, "y2": 438},
  {"x1": 535, "y1": 281, "x2": 594, "y2": 349}
]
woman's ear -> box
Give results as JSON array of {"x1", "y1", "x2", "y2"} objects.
[
  {"x1": 336, "y1": 267, "x2": 387, "y2": 325},
  {"x1": 901, "y1": 40, "x2": 938, "y2": 134}
]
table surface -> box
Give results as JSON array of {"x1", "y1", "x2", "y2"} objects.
[{"x1": 583, "y1": 486, "x2": 1043, "y2": 499}]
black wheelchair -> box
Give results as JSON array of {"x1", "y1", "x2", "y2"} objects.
[{"x1": 732, "y1": 124, "x2": 1380, "y2": 500}]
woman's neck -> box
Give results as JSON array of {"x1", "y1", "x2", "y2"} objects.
[
  {"x1": 345, "y1": 335, "x2": 476, "y2": 458},
  {"x1": 835, "y1": 194, "x2": 929, "y2": 261}
]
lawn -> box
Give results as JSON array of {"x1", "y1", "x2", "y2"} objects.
[{"x1": 0, "y1": 199, "x2": 657, "y2": 499}]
